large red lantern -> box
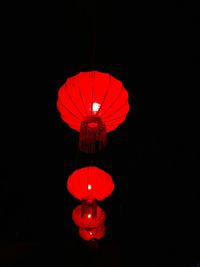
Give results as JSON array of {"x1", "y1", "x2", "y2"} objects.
[
  {"x1": 79, "y1": 223, "x2": 106, "y2": 241},
  {"x1": 57, "y1": 70, "x2": 130, "y2": 153},
  {"x1": 67, "y1": 166, "x2": 114, "y2": 201},
  {"x1": 72, "y1": 203, "x2": 106, "y2": 229}
]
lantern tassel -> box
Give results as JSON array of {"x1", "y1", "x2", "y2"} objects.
[{"x1": 79, "y1": 116, "x2": 107, "y2": 153}]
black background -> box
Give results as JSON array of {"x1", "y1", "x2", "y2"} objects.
[{"x1": 1, "y1": 0, "x2": 200, "y2": 266}]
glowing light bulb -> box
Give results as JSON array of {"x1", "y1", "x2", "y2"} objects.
[
  {"x1": 92, "y1": 102, "x2": 101, "y2": 113},
  {"x1": 88, "y1": 213, "x2": 92, "y2": 218},
  {"x1": 88, "y1": 184, "x2": 92, "y2": 190},
  {"x1": 89, "y1": 231, "x2": 93, "y2": 235}
]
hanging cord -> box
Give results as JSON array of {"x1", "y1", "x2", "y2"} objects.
[
  {"x1": 91, "y1": 0, "x2": 97, "y2": 70},
  {"x1": 73, "y1": 0, "x2": 98, "y2": 168}
]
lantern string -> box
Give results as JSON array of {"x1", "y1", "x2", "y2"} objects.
[{"x1": 91, "y1": 0, "x2": 97, "y2": 69}]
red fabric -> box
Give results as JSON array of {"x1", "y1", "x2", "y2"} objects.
[
  {"x1": 72, "y1": 204, "x2": 106, "y2": 229},
  {"x1": 79, "y1": 223, "x2": 106, "y2": 241},
  {"x1": 67, "y1": 166, "x2": 114, "y2": 201},
  {"x1": 57, "y1": 70, "x2": 130, "y2": 133}
]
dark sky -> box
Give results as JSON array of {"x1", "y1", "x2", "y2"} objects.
[{"x1": 1, "y1": 1, "x2": 200, "y2": 266}]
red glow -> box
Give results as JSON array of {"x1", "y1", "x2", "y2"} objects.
[
  {"x1": 57, "y1": 70, "x2": 130, "y2": 132},
  {"x1": 67, "y1": 166, "x2": 115, "y2": 201},
  {"x1": 79, "y1": 223, "x2": 106, "y2": 241},
  {"x1": 72, "y1": 204, "x2": 106, "y2": 229},
  {"x1": 57, "y1": 71, "x2": 130, "y2": 153}
]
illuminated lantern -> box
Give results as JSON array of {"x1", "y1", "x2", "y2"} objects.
[
  {"x1": 67, "y1": 166, "x2": 114, "y2": 201},
  {"x1": 79, "y1": 223, "x2": 106, "y2": 241},
  {"x1": 57, "y1": 70, "x2": 130, "y2": 153},
  {"x1": 72, "y1": 203, "x2": 106, "y2": 229}
]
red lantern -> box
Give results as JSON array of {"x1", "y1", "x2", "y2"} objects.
[
  {"x1": 57, "y1": 70, "x2": 130, "y2": 153},
  {"x1": 79, "y1": 223, "x2": 106, "y2": 241},
  {"x1": 72, "y1": 203, "x2": 106, "y2": 229},
  {"x1": 67, "y1": 166, "x2": 114, "y2": 201}
]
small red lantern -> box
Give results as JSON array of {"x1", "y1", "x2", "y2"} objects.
[
  {"x1": 79, "y1": 223, "x2": 106, "y2": 241},
  {"x1": 72, "y1": 203, "x2": 106, "y2": 229},
  {"x1": 57, "y1": 70, "x2": 130, "y2": 153},
  {"x1": 67, "y1": 166, "x2": 114, "y2": 201}
]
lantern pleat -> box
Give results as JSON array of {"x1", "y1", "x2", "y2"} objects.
[
  {"x1": 100, "y1": 91, "x2": 129, "y2": 122},
  {"x1": 57, "y1": 99, "x2": 81, "y2": 129}
]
